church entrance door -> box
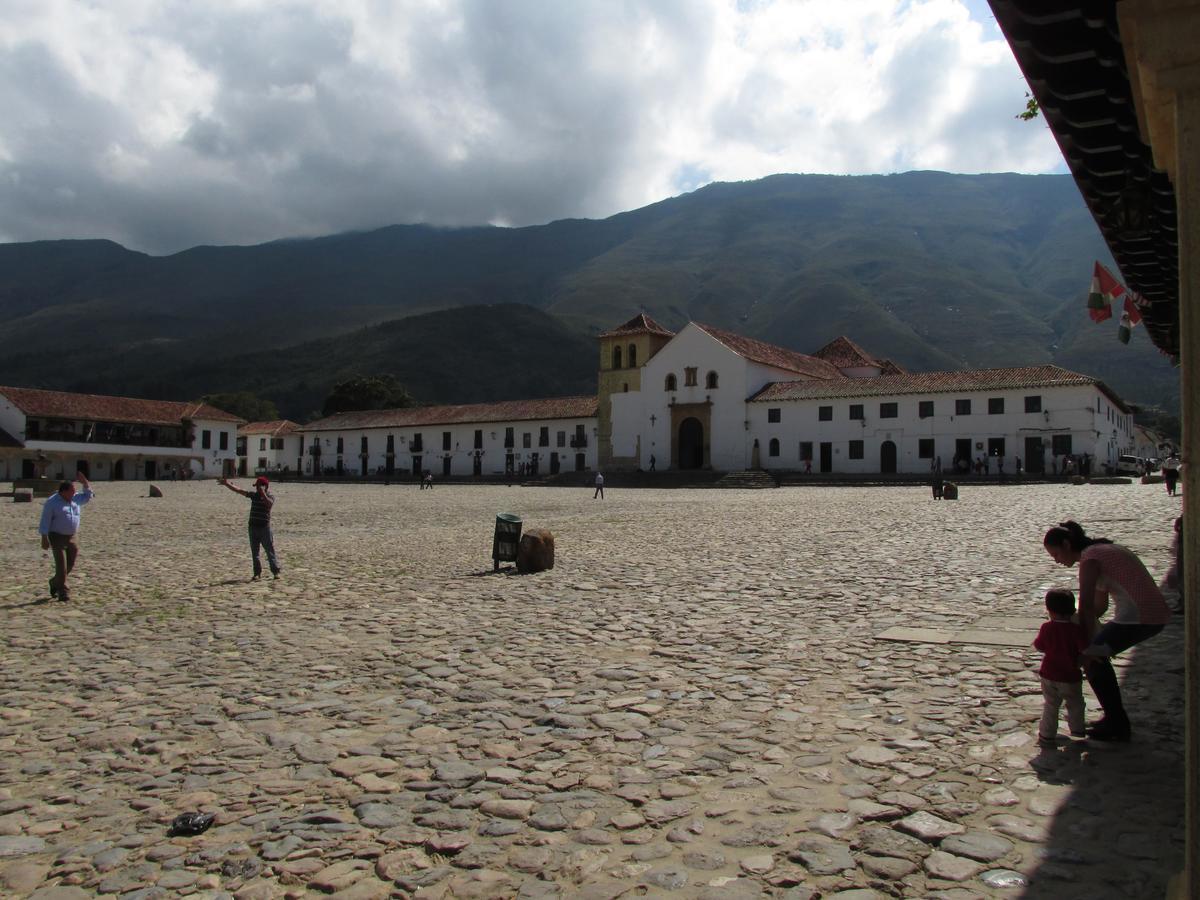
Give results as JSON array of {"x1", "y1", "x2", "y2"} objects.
[{"x1": 678, "y1": 418, "x2": 704, "y2": 470}]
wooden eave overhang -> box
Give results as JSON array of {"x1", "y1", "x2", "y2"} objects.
[{"x1": 988, "y1": 0, "x2": 1179, "y2": 357}]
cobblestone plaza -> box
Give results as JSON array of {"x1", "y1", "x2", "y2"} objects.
[{"x1": 0, "y1": 481, "x2": 1185, "y2": 898}]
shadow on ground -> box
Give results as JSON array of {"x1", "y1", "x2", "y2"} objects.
[{"x1": 1020, "y1": 616, "x2": 1186, "y2": 898}]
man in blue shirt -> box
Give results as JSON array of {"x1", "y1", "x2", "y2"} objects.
[{"x1": 38, "y1": 471, "x2": 94, "y2": 601}]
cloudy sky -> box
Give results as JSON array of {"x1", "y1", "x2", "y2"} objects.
[{"x1": 0, "y1": 0, "x2": 1061, "y2": 255}]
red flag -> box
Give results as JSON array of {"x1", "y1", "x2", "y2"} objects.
[{"x1": 1088, "y1": 262, "x2": 1124, "y2": 322}]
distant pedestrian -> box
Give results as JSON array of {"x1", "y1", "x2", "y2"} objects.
[
  {"x1": 422, "y1": 471, "x2": 433, "y2": 490},
  {"x1": 593, "y1": 472, "x2": 605, "y2": 499},
  {"x1": 649, "y1": 454, "x2": 656, "y2": 472},
  {"x1": 931, "y1": 470, "x2": 944, "y2": 500},
  {"x1": 1033, "y1": 589, "x2": 1089, "y2": 748},
  {"x1": 1016, "y1": 456, "x2": 1023, "y2": 475},
  {"x1": 1162, "y1": 452, "x2": 1181, "y2": 496},
  {"x1": 220, "y1": 475, "x2": 281, "y2": 580},
  {"x1": 39, "y1": 471, "x2": 94, "y2": 601},
  {"x1": 804, "y1": 457, "x2": 812, "y2": 475}
]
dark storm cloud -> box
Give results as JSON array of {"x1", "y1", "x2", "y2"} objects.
[{"x1": 0, "y1": 1, "x2": 1060, "y2": 255}]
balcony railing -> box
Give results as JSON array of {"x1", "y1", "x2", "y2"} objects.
[
  {"x1": 30, "y1": 427, "x2": 190, "y2": 449},
  {"x1": 570, "y1": 436, "x2": 588, "y2": 448}
]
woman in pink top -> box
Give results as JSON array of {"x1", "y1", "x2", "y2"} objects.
[{"x1": 1043, "y1": 520, "x2": 1170, "y2": 741}]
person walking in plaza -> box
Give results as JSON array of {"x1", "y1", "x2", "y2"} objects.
[
  {"x1": 38, "y1": 471, "x2": 94, "y2": 601},
  {"x1": 1043, "y1": 520, "x2": 1171, "y2": 740},
  {"x1": 1162, "y1": 451, "x2": 1181, "y2": 496},
  {"x1": 593, "y1": 471, "x2": 605, "y2": 499},
  {"x1": 220, "y1": 475, "x2": 281, "y2": 580},
  {"x1": 1033, "y1": 589, "x2": 1090, "y2": 747}
]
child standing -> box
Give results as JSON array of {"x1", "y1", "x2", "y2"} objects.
[{"x1": 1034, "y1": 589, "x2": 1090, "y2": 747}]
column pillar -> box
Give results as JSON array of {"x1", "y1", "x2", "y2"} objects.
[{"x1": 1174, "y1": 82, "x2": 1200, "y2": 900}]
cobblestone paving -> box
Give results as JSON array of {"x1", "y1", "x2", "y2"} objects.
[{"x1": 0, "y1": 481, "x2": 1186, "y2": 899}]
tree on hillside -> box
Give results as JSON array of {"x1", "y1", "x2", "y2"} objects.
[
  {"x1": 202, "y1": 390, "x2": 279, "y2": 422},
  {"x1": 322, "y1": 374, "x2": 415, "y2": 417}
]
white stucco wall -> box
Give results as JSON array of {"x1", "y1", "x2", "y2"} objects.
[
  {"x1": 189, "y1": 419, "x2": 239, "y2": 477},
  {"x1": 244, "y1": 434, "x2": 305, "y2": 473},
  {"x1": 0, "y1": 393, "x2": 25, "y2": 439},
  {"x1": 301, "y1": 417, "x2": 597, "y2": 477},
  {"x1": 748, "y1": 383, "x2": 1134, "y2": 474}
]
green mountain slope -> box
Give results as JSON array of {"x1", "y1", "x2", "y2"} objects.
[
  {"x1": 92, "y1": 305, "x2": 598, "y2": 421},
  {"x1": 0, "y1": 172, "x2": 1178, "y2": 415}
]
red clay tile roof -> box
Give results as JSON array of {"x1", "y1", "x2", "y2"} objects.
[
  {"x1": 599, "y1": 313, "x2": 675, "y2": 339},
  {"x1": 0, "y1": 386, "x2": 244, "y2": 426},
  {"x1": 694, "y1": 324, "x2": 844, "y2": 380},
  {"x1": 239, "y1": 420, "x2": 301, "y2": 436},
  {"x1": 0, "y1": 426, "x2": 22, "y2": 449},
  {"x1": 303, "y1": 396, "x2": 599, "y2": 431},
  {"x1": 877, "y1": 359, "x2": 906, "y2": 376},
  {"x1": 750, "y1": 365, "x2": 1129, "y2": 411},
  {"x1": 812, "y1": 336, "x2": 881, "y2": 369}
]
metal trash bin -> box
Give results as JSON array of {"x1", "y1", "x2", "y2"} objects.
[{"x1": 492, "y1": 513, "x2": 522, "y2": 571}]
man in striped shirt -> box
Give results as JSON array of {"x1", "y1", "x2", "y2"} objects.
[{"x1": 220, "y1": 475, "x2": 281, "y2": 580}]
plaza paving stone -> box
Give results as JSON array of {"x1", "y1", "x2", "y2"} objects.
[{"x1": 0, "y1": 480, "x2": 1185, "y2": 898}]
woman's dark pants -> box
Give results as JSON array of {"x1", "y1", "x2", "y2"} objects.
[{"x1": 1085, "y1": 622, "x2": 1164, "y2": 732}]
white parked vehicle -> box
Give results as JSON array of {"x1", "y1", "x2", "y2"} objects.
[{"x1": 1115, "y1": 454, "x2": 1149, "y2": 476}]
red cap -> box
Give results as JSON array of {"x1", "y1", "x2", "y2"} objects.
[{"x1": 254, "y1": 476, "x2": 269, "y2": 486}]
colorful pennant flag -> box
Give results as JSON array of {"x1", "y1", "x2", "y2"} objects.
[
  {"x1": 1123, "y1": 292, "x2": 1143, "y2": 325},
  {"x1": 1088, "y1": 261, "x2": 1124, "y2": 322},
  {"x1": 1118, "y1": 312, "x2": 1132, "y2": 344}
]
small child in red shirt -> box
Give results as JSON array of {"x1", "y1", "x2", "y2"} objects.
[{"x1": 1033, "y1": 589, "x2": 1090, "y2": 748}]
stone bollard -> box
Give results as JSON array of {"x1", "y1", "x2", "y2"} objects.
[
  {"x1": 13, "y1": 489, "x2": 32, "y2": 503},
  {"x1": 942, "y1": 483, "x2": 958, "y2": 500},
  {"x1": 148, "y1": 484, "x2": 164, "y2": 498},
  {"x1": 516, "y1": 528, "x2": 555, "y2": 574}
]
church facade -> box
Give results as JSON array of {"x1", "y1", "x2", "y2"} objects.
[{"x1": 597, "y1": 314, "x2": 1135, "y2": 475}]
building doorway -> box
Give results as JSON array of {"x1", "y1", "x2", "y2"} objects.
[
  {"x1": 880, "y1": 441, "x2": 897, "y2": 473},
  {"x1": 678, "y1": 417, "x2": 704, "y2": 469},
  {"x1": 115, "y1": 459, "x2": 125, "y2": 480},
  {"x1": 412, "y1": 456, "x2": 422, "y2": 477},
  {"x1": 819, "y1": 442, "x2": 832, "y2": 473},
  {"x1": 575, "y1": 453, "x2": 585, "y2": 471},
  {"x1": 955, "y1": 438, "x2": 973, "y2": 472},
  {"x1": 144, "y1": 460, "x2": 157, "y2": 480},
  {"x1": 1025, "y1": 436, "x2": 1045, "y2": 474},
  {"x1": 473, "y1": 454, "x2": 482, "y2": 477},
  {"x1": 76, "y1": 460, "x2": 90, "y2": 477},
  {"x1": 550, "y1": 452, "x2": 560, "y2": 475},
  {"x1": 442, "y1": 456, "x2": 451, "y2": 477}
]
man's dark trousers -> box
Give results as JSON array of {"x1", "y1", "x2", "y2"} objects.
[
  {"x1": 48, "y1": 532, "x2": 79, "y2": 600},
  {"x1": 250, "y1": 526, "x2": 280, "y2": 577}
]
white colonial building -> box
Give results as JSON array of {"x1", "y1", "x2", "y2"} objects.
[
  {"x1": 0, "y1": 315, "x2": 1140, "y2": 484},
  {"x1": 299, "y1": 397, "x2": 597, "y2": 478},
  {"x1": 0, "y1": 386, "x2": 242, "y2": 481},
  {"x1": 237, "y1": 420, "x2": 304, "y2": 476},
  {"x1": 598, "y1": 315, "x2": 1136, "y2": 475}
]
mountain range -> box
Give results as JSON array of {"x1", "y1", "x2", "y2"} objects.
[{"x1": 0, "y1": 171, "x2": 1178, "y2": 421}]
